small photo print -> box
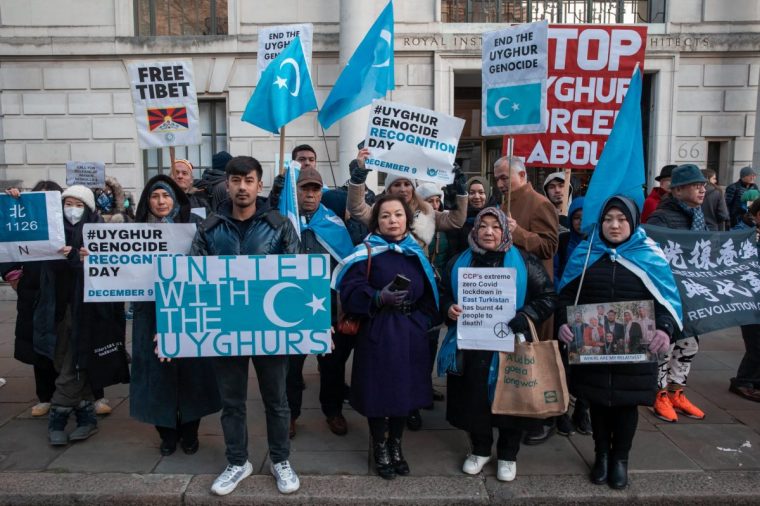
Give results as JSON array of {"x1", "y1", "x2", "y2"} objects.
[{"x1": 566, "y1": 300, "x2": 657, "y2": 365}]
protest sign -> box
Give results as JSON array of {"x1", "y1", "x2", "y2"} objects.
[
  {"x1": 155, "y1": 254, "x2": 332, "y2": 358},
  {"x1": 512, "y1": 25, "x2": 647, "y2": 169},
  {"x1": 566, "y1": 301, "x2": 656, "y2": 365},
  {"x1": 645, "y1": 226, "x2": 760, "y2": 336},
  {"x1": 0, "y1": 191, "x2": 65, "y2": 262},
  {"x1": 66, "y1": 161, "x2": 106, "y2": 188},
  {"x1": 457, "y1": 267, "x2": 517, "y2": 353},
  {"x1": 127, "y1": 60, "x2": 201, "y2": 149},
  {"x1": 257, "y1": 23, "x2": 313, "y2": 76},
  {"x1": 83, "y1": 223, "x2": 196, "y2": 302},
  {"x1": 482, "y1": 20, "x2": 548, "y2": 135},
  {"x1": 364, "y1": 100, "x2": 464, "y2": 184}
]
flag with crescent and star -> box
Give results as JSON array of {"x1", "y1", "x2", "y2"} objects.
[
  {"x1": 317, "y1": 0, "x2": 394, "y2": 130},
  {"x1": 242, "y1": 35, "x2": 317, "y2": 134}
]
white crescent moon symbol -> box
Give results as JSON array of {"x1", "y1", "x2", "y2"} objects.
[
  {"x1": 494, "y1": 97, "x2": 510, "y2": 120},
  {"x1": 371, "y1": 29, "x2": 392, "y2": 68},
  {"x1": 280, "y1": 57, "x2": 301, "y2": 97},
  {"x1": 263, "y1": 282, "x2": 304, "y2": 328}
]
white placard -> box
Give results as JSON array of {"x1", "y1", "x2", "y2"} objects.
[
  {"x1": 257, "y1": 23, "x2": 313, "y2": 76},
  {"x1": 364, "y1": 99, "x2": 465, "y2": 185},
  {"x1": 0, "y1": 191, "x2": 65, "y2": 262},
  {"x1": 456, "y1": 267, "x2": 517, "y2": 352},
  {"x1": 66, "y1": 161, "x2": 106, "y2": 188},
  {"x1": 83, "y1": 223, "x2": 196, "y2": 301},
  {"x1": 127, "y1": 60, "x2": 201, "y2": 149}
]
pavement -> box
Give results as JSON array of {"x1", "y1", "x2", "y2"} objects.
[{"x1": 0, "y1": 291, "x2": 759, "y2": 505}]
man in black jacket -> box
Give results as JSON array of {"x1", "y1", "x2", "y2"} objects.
[
  {"x1": 191, "y1": 156, "x2": 301, "y2": 496},
  {"x1": 725, "y1": 166, "x2": 758, "y2": 227}
]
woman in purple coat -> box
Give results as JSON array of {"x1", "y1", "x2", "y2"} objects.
[{"x1": 333, "y1": 194, "x2": 440, "y2": 480}]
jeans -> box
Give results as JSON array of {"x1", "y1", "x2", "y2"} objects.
[
  {"x1": 317, "y1": 332, "x2": 355, "y2": 417},
  {"x1": 734, "y1": 325, "x2": 760, "y2": 389},
  {"x1": 469, "y1": 429, "x2": 523, "y2": 461},
  {"x1": 286, "y1": 355, "x2": 307, "y2": 420},
  {"x1": 589, "y1": 404, "x2": 638, "y2": 459},
  {"x1": 214, "y1": 355, "x2": 290, "y2": 466}
]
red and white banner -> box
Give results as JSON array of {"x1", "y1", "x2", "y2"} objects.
[{"x1": 511, "y1": 25, "x2": 647, "y2": 170}]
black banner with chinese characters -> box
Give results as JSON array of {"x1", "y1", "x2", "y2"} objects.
[{"x1": 644, "y1": 225, "x2": 760, "y2": 337}]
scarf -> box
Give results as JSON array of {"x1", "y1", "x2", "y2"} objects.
[
  {"x1": 149, "y1": 181, "x2": 179, "y2": 223},
  {"x1": 467, "y1": 207, "x2": 513, "y2": 254},
  {"x1": 676, "y1": 200, "x2": 708, "y2": 231},
  {"x1": 300, "y1": 204, "x2": 354, "y2": 262}
]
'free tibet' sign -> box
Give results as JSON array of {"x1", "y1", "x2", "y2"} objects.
[{"x1": 155, "y1": 254, "x2": 332, "y2": 358}]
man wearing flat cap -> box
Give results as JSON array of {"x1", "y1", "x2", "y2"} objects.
[{"x1": 725, "y1": 166, "x2": 758, "y2": 227}]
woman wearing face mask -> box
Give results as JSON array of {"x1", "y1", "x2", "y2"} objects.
[
  {"x1": 557, "y1": 196, "x2": 682, "y2": 490},
  {"x1": 129, "y1": 175, "x2": 221, "y2": 456},
  {"x1": 38, "y1": 185, "x2": 130, "y2": 446}
]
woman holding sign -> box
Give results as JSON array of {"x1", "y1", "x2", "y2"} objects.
[
  {"x1": 129, "y1": 175, "x2": 221, "y2": 456},
  {"x1": 557, "y1": 196, "x2": 681, "y2": 489},
  {"x1": 333, "y1": 194, "x2": 440, "y2": 480},
  {"x1": 438, "y1": 207, "x2": 556, "y2": 482}
]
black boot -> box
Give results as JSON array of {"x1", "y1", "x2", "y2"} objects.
[
  {"x1": 48, "y1": 405, "x2": 73, "y2": 446},
  {"x1": 388, "y1": 437, "x2": 410, "y2": 476},
  {"x1": 372, "y1": 439, "x2": 396, "y2": 480},
  {"x1": 590, "y1": 452, "x2": 608, "y2": 484},
  {"x1": 69, "y1": 400, "x2": 98, "y2": 442},
  {"x1": 406, "y1": 410, "x2": 422, "y2": 431},
  {"x1": 608, "y1": 458, "x2": 628, "y2": 489}
]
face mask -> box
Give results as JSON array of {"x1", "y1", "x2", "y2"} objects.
[
  {"x1": 97, "y1": 193, "x2": 113, "y2": 212},
  {"x1": 64, "y1": 207, "x2": 85, "y2": 225}
]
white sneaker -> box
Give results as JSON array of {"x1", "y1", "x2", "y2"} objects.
[
  {"x1": 497, "y1": 460, "x2": 517, "y2": 482},
  {"x1": 462, "y1": 454, "x2": 492, "y2": 475},
  {"x1": 210, "y1": 461, "x2": 253, "y2": 496},
  {"x1": 94, "y1": 398, "x2": 112, "y2": 416},
  {"x1": 31, "y1": 402, "x2": 51, "y2": 417},
  {"x1": 270, "y1": 460, "x2": 300, "y2": 494}
]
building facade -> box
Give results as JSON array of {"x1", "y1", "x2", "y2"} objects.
[{"x1": 1, "y1": 0, "x2": 758, "y2": 194}]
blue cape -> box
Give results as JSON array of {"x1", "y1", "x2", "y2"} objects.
[{"x1": 301, "y1": 204, "x2": 354, "y2": 262}]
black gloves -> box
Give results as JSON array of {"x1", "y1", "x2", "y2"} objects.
[
  {"x1": 452, "y1": 164, "x2": 467, "y2": 196},
  {"x1": 268, "y1": 174, "x2": 285, "y2": 208},
  {"x1": 508, "y1": 313, "x2": 532, "y2": 341},
  {"x1": 349, "y1": 159, "x2": 370, "y2": 185}
]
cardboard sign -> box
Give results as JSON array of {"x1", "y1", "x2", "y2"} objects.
[
  {"x1": 0, "y1": 191, "x2": 65, "y2": 262},
  {"x1": 364, "y1": 100, "x2": 464, "y2": 185},
  {"x1": 127, "y1": 60, "x2": 201, "y2": 149},
  {"x1": 257, "y1": 23, "x2": 313, "y2": 76},
  {"x1": 66, "y1": 161, "x2": 106, "y2": 188},
  {"x1": 83, "y1": 223, "x2": 196, "y2": 301},
  {"x1": 513, "y1": 25, "x2": 647, "y2": 169},
  {"x1": 456, "y1": 267, "x2": 517, "y2": 353},
  {"x1": 482, "y1": 20, "x2": 548, "y2": 135},
  {"x1": 155, "y1": 254, "x2": 332, "y2": 358}
]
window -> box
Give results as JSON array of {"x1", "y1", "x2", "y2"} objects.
[
  {"x1": 441, "y1": 0, "x2": 665, "y2": 23},
  {"x1": 143, "y1": 100, "x2": 228, "y2": 181},
  {"x1": 134, "y1": 0, "x2": 228, "y2": 36}
]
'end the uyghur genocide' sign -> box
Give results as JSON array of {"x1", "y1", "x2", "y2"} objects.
[
  {"x1": 0, "y1": 191, "x2": 65, "y2": 262},
  {"x1": 127, "y1": 60, "x2": 201, "y2": 149},
  {"x1": 644, "y1": 226, "x2": 760, "y2": 336},
  {"x1": 513, "y1": 25, "x2": 647, "y2": 169},
  {"x1": 155, "y1": 255, "x2": 332, "y2": 358},
  {"x1": 364, "y1": 100, "x2": 465, "y2": 185},
  {"x1": 66, "y1": 161, "x2": 105, "y2": 188},
  {"x1": 257, "y1": 23, "x2": 313, "y2": 76},
  {"x1": 482, "y1": 20, "x2": 548, "y2": 136},
  {"x1": 83, "y1": 223, "x2": 196, "y2": 302}
]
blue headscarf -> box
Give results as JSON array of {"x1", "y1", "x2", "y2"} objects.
[{"x1": 149, "y1": 181, "x2": 179, "y2": 223}]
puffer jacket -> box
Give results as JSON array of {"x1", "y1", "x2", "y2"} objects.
[
  {"x1": 725, "y1": 179, "x2": 759, "y2": 226},
  {"x1": 647, "y1": 194, "x2": 704, "y2": 230},
  {"x1": 190, "y1": 197, "x2": 299, "y2": 256}
]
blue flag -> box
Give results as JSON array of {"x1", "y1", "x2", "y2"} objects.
[
  {"x1": 485, "y1": 83, "x2": 543, "y2": 128},
  {"x1": 242, "y1": 36, "x2": 317, "y2": 134},
  {"x1": 317, "y1": 1, "x2": 394, "y2": 129},
  {"x1": 580, "y1": 67, "x2": 644, "y2": 235},
  {"x1": 278, "y1": 162, "x2": 301, "y2": 240}
]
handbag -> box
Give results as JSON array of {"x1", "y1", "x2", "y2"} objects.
[
  {"x1": 491, "y1": 317, "x2": 569, "y2": 418},
  {"x1": 335, "y1": 242, "x2": 372, "y2": 336}
]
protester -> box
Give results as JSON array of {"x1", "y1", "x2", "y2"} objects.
[
  {"x1": 700, "y1": 169, "x2": 730, "y2": 231},
  {"x1": 196, "y1": 151, "x2": 233, "y2": 212},
  {"x1": 558, "y1": 195, "x2": 680, "y2": 489},
  {"x1": 94, "y1": 176, "x2": 132, "y2": 224},
  {"x1": 543, "y1": 171, "x2": 573, "y2": 229},
  {"x1": 438, "y1": 206, "x2": 556, "y2": 482},
  {"x1": 554, "y1": 197, "x2": 585, "y2": 284},
  {"x1": 641, "y1": 164, "x2": 675, "y2": 223},
  {"x1": 646, "y1": 164, "x2": 707, "y2": 422},
  {"x1": 333, "y1": 194, "x2": 440, "y2": 479},
  {"x1": 446, "y1": 176, "x2": 495, "y2": 256},
  {"x1": 732, "y1": 190, "x2": 760, "y2": 231},
  {"x1": 190, "y1": 156, "x2": 300, "y2": 496},
  {"x1": 171, "y1": 159, "x2": 210, "y2": 217},
  {"x1": 725, "y1": 166, "x2": 758, "y2": 227},
  {"x1": 269, "y1": 144, "x2": 319, "y2": 209},
  {"x1": 129, "y1": 175, "x2": 221, "y2": 456}
]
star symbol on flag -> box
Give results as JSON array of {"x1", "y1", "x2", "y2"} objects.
[
  {"x1": 305, "y1": 294, "x2": 327, "y2": 315},
  {"x1": 511, "y1": 102, "x2": 520, "y2": 111},
  {"x1": 274, "y1": 75, "x2": 288, "y2": 89}
]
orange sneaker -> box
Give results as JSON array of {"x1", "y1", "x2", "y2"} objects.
[
  {"x1": 653, "y1": 390, "x2": 678, "y2": 422},
  {"x1": 668, "y1": 389, "x2": 705, "y2": 419}
]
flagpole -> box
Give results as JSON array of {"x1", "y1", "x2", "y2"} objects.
[
  {"x1": 506, "y1": 137, "x2": 514, "y2": 217},
  {"x1": 279, "y1": 126, "x2": 286, "y2": 176},
  {"x1": 317, "y1": 119, "x2": 338, "y2": 188},
  {"x1": 561, "y1": 168, "x2": 572, "y2": 215},
  {"x1": 169, "y1": 146, "x2": 176, "y2": 169}
]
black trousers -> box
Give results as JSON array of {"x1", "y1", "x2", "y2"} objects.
[
  {"x1": 734, "y1": 325, "x2": 760, "y2": 389},
  {"x1": 155, "y1": 417, "x2": 201, "y2": 445},
  {"x1": 469, "y1": 429, "x2": 523, "y2": 461},
  {"x1": 33, "y1": 356, "x2": 58, "y2": 403},
  {"x1": 317, "y1": 332, "x2": 355, "y2": 418},
  {"x1": 286, "y1": 355, "x2": 307, "y2": 420},
  {"x1": 589, "y1": 404, "x2": 638, "y2": 459},
  {"x1": 368, "y1": 416, "x2": 405, "y2": 441}
]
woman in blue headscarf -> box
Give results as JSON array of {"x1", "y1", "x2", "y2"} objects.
[{"x1": 557, "y1": 195, "x2": 681, "y2": 490}]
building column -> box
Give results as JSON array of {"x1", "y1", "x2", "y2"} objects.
[{"x1": 753, "y1": 71, "x2": 760, "y2": 170}]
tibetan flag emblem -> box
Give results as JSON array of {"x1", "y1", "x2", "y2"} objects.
[{"x1": 148, "y1": 107, "x2": 189, "y2": 132}]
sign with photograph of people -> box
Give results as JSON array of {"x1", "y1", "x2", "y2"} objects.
[{"x1": 566, "y1": 300, "x2": 656, "y2": 364}]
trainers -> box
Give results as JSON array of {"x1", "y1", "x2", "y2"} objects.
[
  {"x1": 271, "y1": 460, "x2": 300, "y2": 494},
  {"x1": 462, "y1": 454, "x2": 491, "y2": 475},
  {"x1": 497, "y1": 460, "x2": 517, "y2": 482},
  {"x1": 653, "y1": 390, "x2": 678, "y2": 422},
  {"x1": 668, "y1": 389, "x2": 705, "y2": 419},
  {"x1": 31, "y1": 402, "x2": 51, "y2": 417},
  {"x1": 210, "y1": 461, "x2": 253, "y2": 496},
  {"x1": 94, "y1": 398, "x2": 112, "y2": 416}
]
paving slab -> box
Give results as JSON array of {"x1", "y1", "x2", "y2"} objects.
[
  {"x1": 0, "y1": 376, "x2": 36, "y2": 402},
  {"x1": 0, "y1": 402, "x2": 31, "y2": 427},
  {"x1": 289, "y1": 407, "x2": 369, "y2": 452},
  {"x1": 691, "y1": 351, "x2": 735, "y2": 371},
  {"x1": 659, "y1": 423, "x2": 760, "y2": 470},
  {"x1": 154, "y1": 435, "x2": 268, "y2": 476},
  {"x1": 727, "y1": 409, "x2": 760, "y2": 434},
  {"x1": 403, "y1": 429, "x2": 470, "y2": 476},
  {"x1": 283, "y1": 449, "x2": 369, "y2": 475},
  {"x1": 686, "y1": 369, "x2": 757, "y2": 411},
  {"x1": 0, "y1": 419, "x2": 66, "y2": 471}
]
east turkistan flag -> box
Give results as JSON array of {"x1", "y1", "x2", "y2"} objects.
[
  {"x1": 278, "y1": 161, "x2": 301, "y2": 240},
  {"x1": 485, "y1": 83, "x2": 543, "y2": 128},
  {"x1": 242, "y1": 36, "x2": 317, "y2": 134}
]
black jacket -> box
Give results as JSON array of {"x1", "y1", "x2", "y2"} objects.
[
  {"x1": 0, "y1": 262, "x2": 42, "y2": 365},
  {"x1": 702, "y1": 183, "x2": 730, "y2": 231},
  {"x1": 725, "y1": 180, "x2": 759, "y2": 226},
  {"x1": 647, "y1": 194, "x2": 707, "y2": 230}
]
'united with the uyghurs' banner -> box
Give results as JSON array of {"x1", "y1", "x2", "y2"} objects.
[
  {"x1": 644, "y1": 226, "x2": 760, "y2": 336},
  {"x1": 155, "y1": 255, "x2": 332, "y2": 358}
]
